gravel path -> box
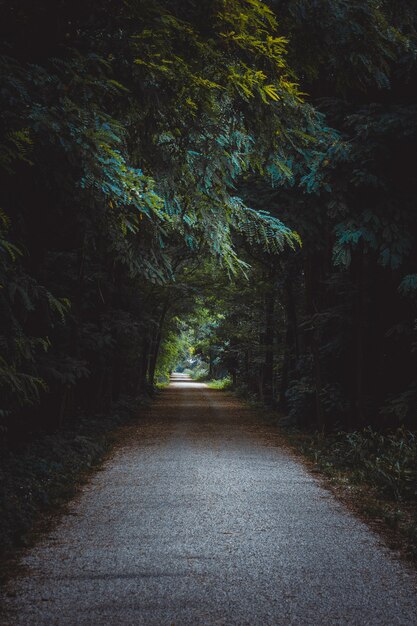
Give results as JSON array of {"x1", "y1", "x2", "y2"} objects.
[{"x1": 1, "y1": 374, "x2": 417, "y2": 625}]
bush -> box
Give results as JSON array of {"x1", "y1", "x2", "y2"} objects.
[
  {"x1": 0, "y1": 396, "x2": 139, "y2": 558},
  {"x1": 299, "y1": 427, "x2": 417, "y2": 501},
  {"x1": 285, "y1": 376, "x2": 316, "y2": 424},
  {"x1": 206, "y1": 376, "x2": 233, "y2": 390},
  {"x1": 189, "y1": 364, "x2": 209, "y2": 381}
]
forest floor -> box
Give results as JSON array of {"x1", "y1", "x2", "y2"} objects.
[{"x1": 1, "y1": 375, "x2": 417, "y2": 625}]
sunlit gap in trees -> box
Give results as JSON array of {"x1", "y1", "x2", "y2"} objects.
[
  {"x1": 169, "y1": 373, "x2": 206, "y2": 389},
  {"x1": 156, "y1": 301, "x2": 227, "y2": 384}
]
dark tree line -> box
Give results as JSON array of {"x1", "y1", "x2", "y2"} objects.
[
  {"x1": 191, "y1": 1, "x2": 417, "y2": 431},
  {"x1": 0, "y1": 0, "x2": 313, "y2": 444},
  {"x1": 1, "y1": 0, "x2": 416, "y2": 448}
]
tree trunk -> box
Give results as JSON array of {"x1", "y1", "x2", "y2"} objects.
[
  {"x1": 279, "y1": 276, "x2": 299, "y2": 407},
  {"x1": 312, "y1": 331, "x2": 325, "y2": 431},
  {"x1": 148, "y1": 302, "x2": 170, "y2": 386},
  {"x1": 352, "y1": 243, "x2": 366, "y2": 427},
  {"x1": 304, "y1": 254, "x2": 325, "y2": 430},
  {"x1": 137, "y1": 335, "x2": 150, "y2": 394},
  {"x1": 262, "y1": 270, "x2": 275, "y2": 406}
]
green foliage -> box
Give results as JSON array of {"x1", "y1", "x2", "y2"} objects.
[
  {"x1": 299, "y1": 428, "x2": 417, "y2": 502},
  {"x1": 2, "y1": 0, "x2": 417, "y2": 578},
  {"x1": 0, "y1": 397, "x2": 138, "y2": 556},
  {"x1": 0, "y1": 215, "x2": 71, "y2": 419},
  {"x1": 188, "y1": 365, "x2": 210, "y2": 381},
  {"x1": 166, "y1": 0, "x2": 417, "y2": 436},
  {"x1": 274, "y1": 0, "x2": 411, "y2": 92},
  {"x1": 126, "y1": 0, "x2": 335, "y2": 270},
  {"x1": 382, "y1": 385, "x2": 417, "y2": 422},
  {"x1": 232, "y1": 199, "x2": 301, "y2": 255},
  {"x1": 1, "y1": 0, "x2": 417, "y2": 453},
  {"x1": 1, "y1": 0, "x2": 320, "y2": 438},
  {"x1": 285, "y1": 376, "x2": 316, "y2": 423},
  {"x1": 206, "y1": 376, "x2": 233, "y2": 390},
  {"x1": 399, "y1": 274, "x2": 417, "y2": 298},
  {"x1": 155, "y1": 325, "x2": 190, "y2": 382}
]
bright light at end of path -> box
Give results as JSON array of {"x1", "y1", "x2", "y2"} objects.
[{"x1": 170, "y1": 373, "x2": 206, "y2": 388}]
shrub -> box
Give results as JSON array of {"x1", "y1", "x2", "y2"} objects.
[{"x1": 299, "y1": 427, "x2": 417, "y2": 501}]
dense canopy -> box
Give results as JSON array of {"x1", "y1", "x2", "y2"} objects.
[{"x1": 1, "y1": 0, "x2": 417, "y2": 441}]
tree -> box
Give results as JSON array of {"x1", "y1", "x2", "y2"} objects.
[{"x1": 0, "y1": 0, "x2": 313, "y2": 439}]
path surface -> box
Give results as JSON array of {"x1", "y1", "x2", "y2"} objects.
[{"x1": 2, "y1": 375, "x2": 417, "y2": 625}]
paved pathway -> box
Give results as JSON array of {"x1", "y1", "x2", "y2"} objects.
[{"x1": 1, "y1": 375, "x2": 417, "y2": 625}]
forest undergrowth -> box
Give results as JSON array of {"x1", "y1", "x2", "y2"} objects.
[
  {"x1": 283, "y1": 427, "x2": 417, "y2": 563},
  {"x1": 0, "y1": 395, "x2": 143, "y2": 575}
]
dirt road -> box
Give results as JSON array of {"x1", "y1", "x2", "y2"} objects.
[{"x1": 2, "y1": 375, "x2": 417, "y2": 625}]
